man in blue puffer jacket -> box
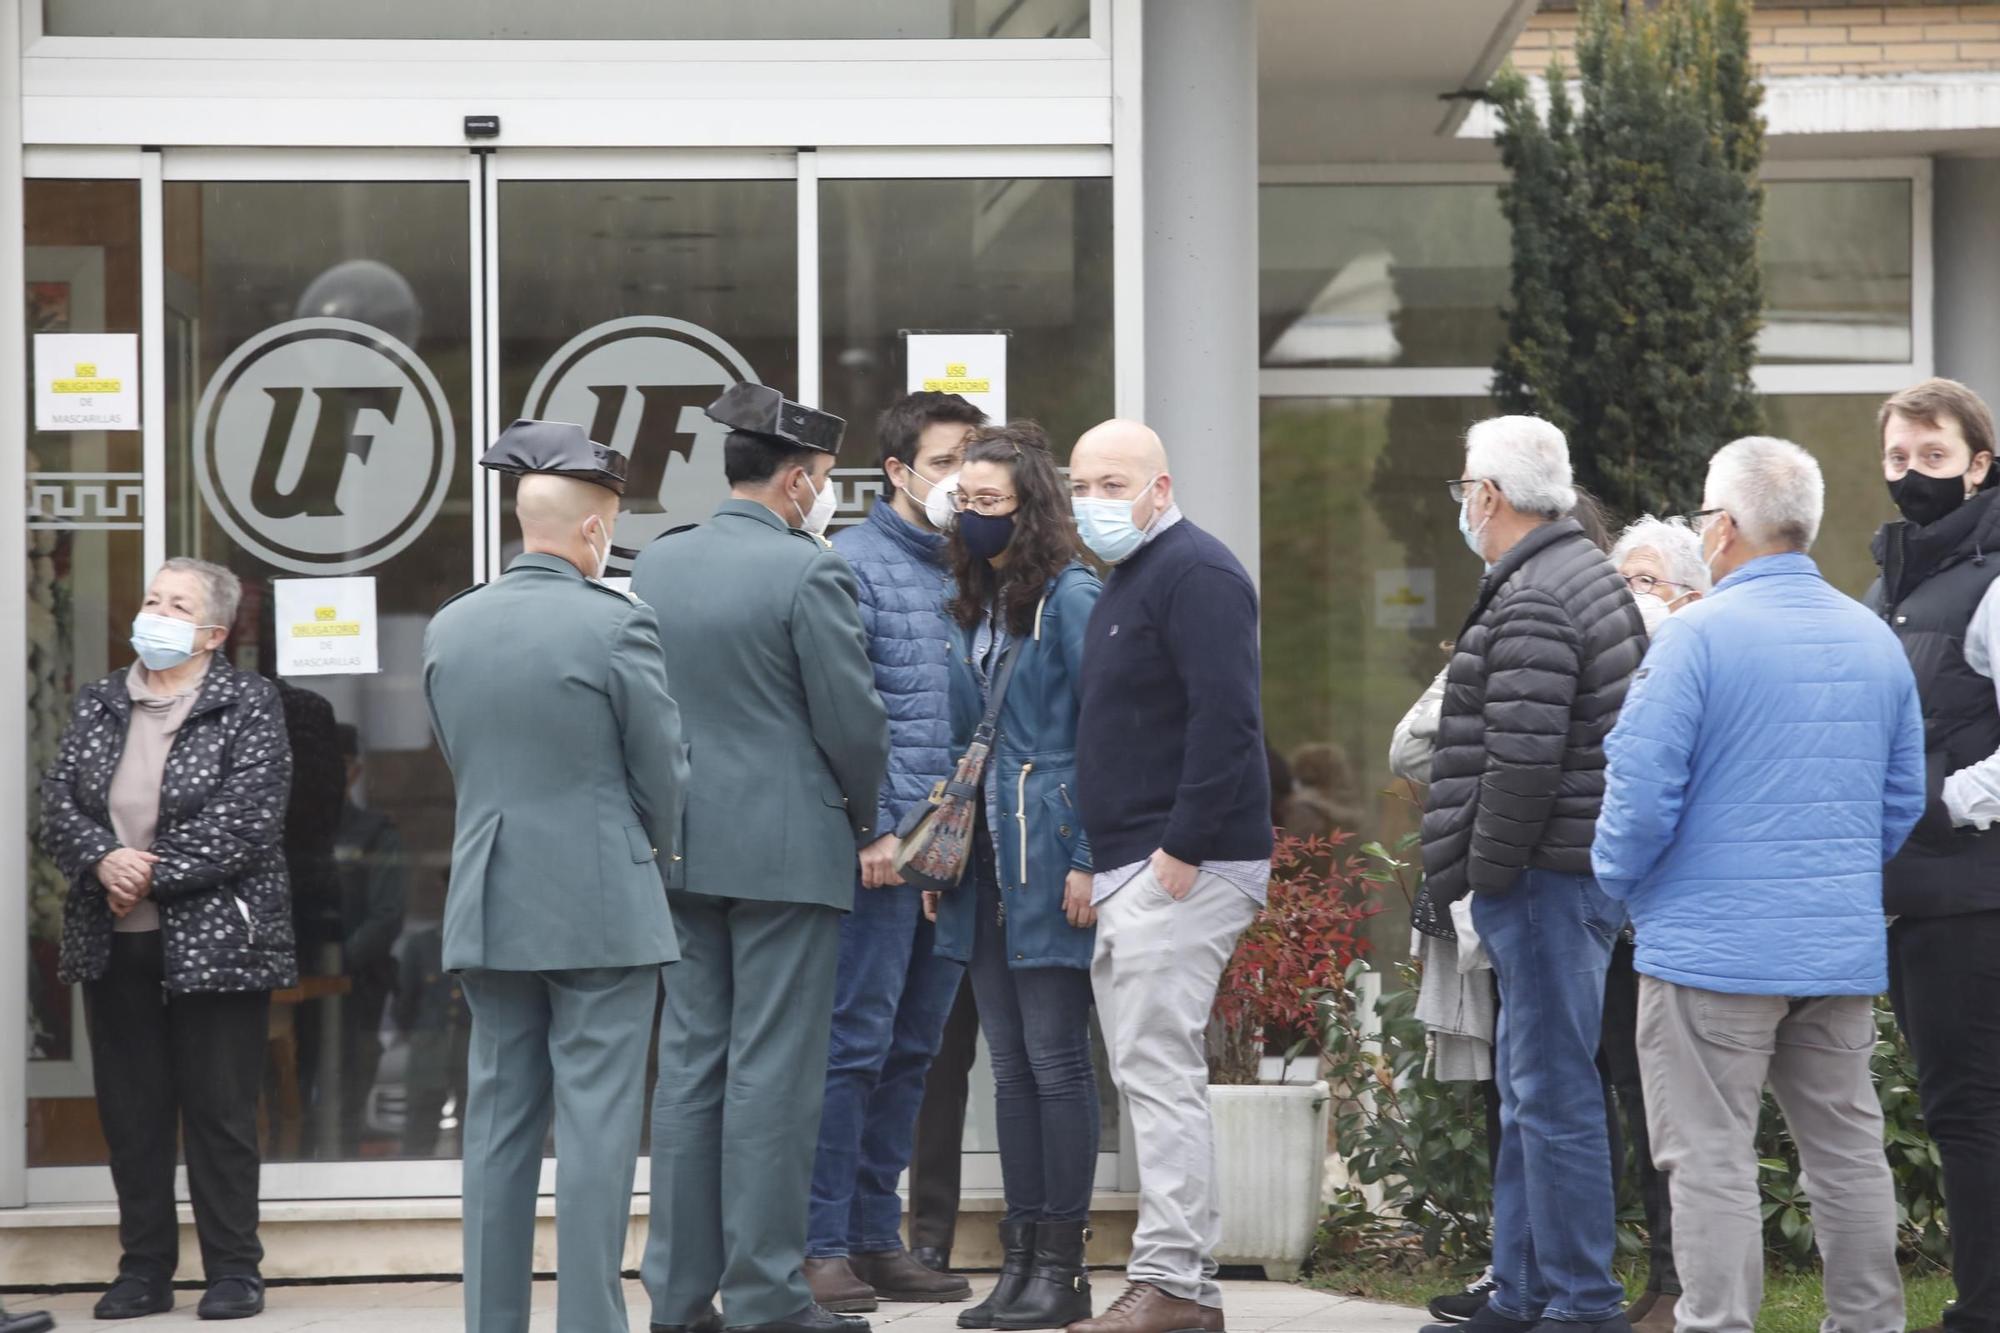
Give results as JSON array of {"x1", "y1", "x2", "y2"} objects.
[
  {"x1": 806, "y1": 391, "x2": 986, "y2": 1312},
  {"x1": 1595, "y1": 436, "x2": 1925, "y2": 1333}
]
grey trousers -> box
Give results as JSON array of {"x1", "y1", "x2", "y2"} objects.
[
  {"x1": 644, "y1": 893, "x2": 843, "y2": 1329},
  {"x1": 459, "y1": 965, "x2": 660, "y2": 1333},
  {"x1": 1637, "y1": 977, "x2": 1902, "y2": 1333},
  {"x1": 1091, "y1": 869, "x2": 1260, "y2": 1308}
]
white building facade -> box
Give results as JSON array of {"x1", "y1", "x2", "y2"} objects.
[{"x1": 2, "y1": 0, "x2": 1995, "y2": 1280}]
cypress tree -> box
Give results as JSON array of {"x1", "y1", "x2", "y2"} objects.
[{"x1": 1491, "y1": 0, "x2": 1765, "y2": 518}]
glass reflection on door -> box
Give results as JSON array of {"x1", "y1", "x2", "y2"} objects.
[
  {"x1": 163, "y1": 179, "x2": 473, "y2": 1162},
  {"x1": 496, "y1": 178, "x2": 798, "y2": 572},
  {"x1": 24, "y1": 178, "x2": 147, "y2": 1167}
]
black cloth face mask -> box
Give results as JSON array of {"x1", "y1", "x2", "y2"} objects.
[{"x1": 1889, "y1": 468, "x2": 1975, "y2": 529}]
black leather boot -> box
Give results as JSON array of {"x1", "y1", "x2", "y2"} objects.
[
  {"x1": 956, "y1": 1221, "x2": 1035, "y2": 1329},
  {"x1": 992, "y1": 1220, "x2": 1091, "y2": 1331}
]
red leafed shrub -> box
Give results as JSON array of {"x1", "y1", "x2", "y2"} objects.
[{"x1": 1208, "y1": 831, "x2": 1382, "y2": 1084}]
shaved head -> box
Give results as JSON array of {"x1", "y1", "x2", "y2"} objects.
[
  {"x1": 1069, "y1": 418, "x2": 1175, "y2": 534},
  {"x1": 1073, "y1": 418, "x2": 1168, "y2": 478},
  {"x1": 516, "y1": 473, "x2": 618, "y2": 574}
]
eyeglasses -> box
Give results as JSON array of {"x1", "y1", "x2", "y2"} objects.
[
  {"x1": 1446, "y1": 477, "x2": 1490, "y2": 504},
  {"x1": 1624, "y1": 573, "x2": 1690, "y2": 598},
  {"x1": 1686, "y1": 507, "x2": 1727, "y2": 533},
  {"x1": 950, "y1": 491, "x2": 1017, "y2": 516}
]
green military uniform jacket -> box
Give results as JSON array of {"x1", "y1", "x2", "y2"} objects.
[
  {"x1": 423, "y1": 552, "x2": 689, "y2": 971},
  {"x1": 630, "y1": 499, "x2": 889, "y2": 909}
]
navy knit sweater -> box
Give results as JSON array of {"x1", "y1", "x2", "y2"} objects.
[{"x1": 1075, "y1": 518, "x2": 1274, "y2": 870}]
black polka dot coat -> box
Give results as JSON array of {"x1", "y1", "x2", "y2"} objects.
[{"x1": 37, "y1": 656, "x2": 300, "y2": 994}]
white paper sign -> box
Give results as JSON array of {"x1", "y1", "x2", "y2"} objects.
[
  {"x1": 906, "y1": 333, "x2": 1007, "y2": 423},
  {"x1": 1374, "y1": 567, "x2": 1437, "y2": 629},
  {"x1": 35, "y1": 333, "x2": 140, "y2": 431},
  {"x1": 274, "y1": 577, "x2": 379, "y2": 676}
]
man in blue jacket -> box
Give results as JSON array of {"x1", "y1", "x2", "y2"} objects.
[
  {"x1": 805, "y1": 391, "x2": 985, "y2": 1313},
  {"x1": 1595, "y1": 436, "x2": 1925, "y2": 1333}
]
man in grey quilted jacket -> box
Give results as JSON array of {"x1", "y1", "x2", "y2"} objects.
[
  {"x1": 1419, "y1": 416, "x2": 1646, "y2": 1333},
  {"x1": 805, "y1": 391, "x2": 986, "y2": 1311}
]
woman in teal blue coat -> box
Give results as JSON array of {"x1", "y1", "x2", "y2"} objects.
[{"x1": 924, "y1": 422, "x2": 1100, "y2": 1331}]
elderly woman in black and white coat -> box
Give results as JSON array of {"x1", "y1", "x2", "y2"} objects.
[{"x1": 37, "y1": 556, "x2": 295, "y2": 1323}]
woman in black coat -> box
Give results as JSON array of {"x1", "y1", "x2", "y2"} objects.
[{"x1": 38, "y1": 557, "x2": 295, "y2": 1322}]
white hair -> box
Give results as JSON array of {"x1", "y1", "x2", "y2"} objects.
[
  {"x1": 1704, "y1": 436, "x2": 1825, "y2": 552},
  {"x1": 159, "y1": 556, "x2": 242, "y2": 628},
  {"x1": 1611, "y1": 515, "x2": 1712, "y2": 593},
  {"x1": 1465, "y1": 415, "x2": 1578, "y2": 519}
]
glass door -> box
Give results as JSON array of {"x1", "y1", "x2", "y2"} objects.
[
  {"x1": 25, "y1": 145, "x2": 1121, "y2": 1205},
  {"x1": 159, "y1": 155, "x2": 482, "y2": 1199}
]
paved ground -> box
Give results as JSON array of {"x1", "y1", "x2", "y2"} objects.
[{"x1": 16, "y1": 1277, "x2": 1417, "y2": 1332}]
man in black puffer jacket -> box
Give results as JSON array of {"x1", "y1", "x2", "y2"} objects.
[
  {"x1": 1418, "y1": 415, "x2": 1646, "y2": 1333},
  {"x1": 1867, "y1": 378, "x2": 2000, "y2": 1333}
]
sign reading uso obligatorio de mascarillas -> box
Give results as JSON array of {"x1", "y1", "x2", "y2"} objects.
[
  {"x1": 274, "y1": 576, "x2": 380, "y2": 677},
  {"x1": 34, "y1": 333, "x2": 140, "y2": 431}
]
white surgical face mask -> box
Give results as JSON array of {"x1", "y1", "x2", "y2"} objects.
[
  {"x1": 1072, "y1": 474, "x2": 1163, "y2": 565},
  {"x1": 130, "y1": 612, "x2": 219, "y2": 672},
  {"x1": 921, "y1": 468, "x2": 960, "y2": 531},
  {"x1": 794, "y1": 468, "x2": 838, "y2": 536},
  {"x1": 1636, "y1": 593, "x2": 1671, "y2": 635}
]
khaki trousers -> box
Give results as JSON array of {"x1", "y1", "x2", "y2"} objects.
[
  {"x1": 1091, "y1": 870, "x2": 1259, "y2": 1308},
  {"x1": 1637, "y1": 977, "x2": 1902, "y2": 1333}
]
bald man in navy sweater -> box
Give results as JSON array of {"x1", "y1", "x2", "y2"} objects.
[{"x1": 1065, "y1": 420, "x2": 1272, "y2": 1333}]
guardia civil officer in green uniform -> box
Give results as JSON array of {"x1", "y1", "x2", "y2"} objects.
[
  {"x1": 423, "y1": 420, "x2": 690, "y2": 1333},
  {"x1": 634, "y1": 385, "x2": 891, "y2": 1333}
]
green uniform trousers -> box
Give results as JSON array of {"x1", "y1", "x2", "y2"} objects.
[
  {"x1": 644, "y1": 894, "x2": 843, "y2": 1328},
  {"x1": 460, "y1": 965, "x2": 660, "y2": 1333}
]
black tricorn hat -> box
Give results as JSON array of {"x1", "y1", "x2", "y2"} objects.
[
  {"x1": 704, "y1": 383, "x2": 845, "y2": 455},
  {"x1": 478, "y1": 419, "x2": 629, "y2": 496}
]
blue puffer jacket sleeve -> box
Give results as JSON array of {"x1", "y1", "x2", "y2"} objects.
[
  {"x1": 1593, "y1": 614, "x2": 1707, "y2": 900},
  {"x1": 832, "y1": 502, "x2": 956, "y2": 843}
]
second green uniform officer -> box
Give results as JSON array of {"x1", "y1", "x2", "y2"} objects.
[
  {"x1": 424, "y1": 421, "x2": 690, "y2": 1333},
  {"x1": 634, "y1": 385, "x2": 892, "y2": 1333}
]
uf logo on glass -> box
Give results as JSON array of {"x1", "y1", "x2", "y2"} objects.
[
  {"x1": 523, "y1": 315, "x2": 763, "y2": 561},
  {"x1": 193, "y1": 317, "x2": 456, "y2": 576}
]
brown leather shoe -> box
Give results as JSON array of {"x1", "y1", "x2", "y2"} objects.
[
  {"x1": 1631, "y1": 1294, "x2": 1678, "y2": 1333},
  {"x1": 851, "y1": 1248, "x2": 973, "y2": 1303},
  {"x1": 1067, "y1": 1283, "x2": 1222, "y2": 1333},
  {"x1": 804, "y1": 1257, "x2": 879, "y2": 1314}
]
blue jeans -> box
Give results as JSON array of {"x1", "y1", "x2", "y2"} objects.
[
  {"x1": 966, "y1": 847, "x2": 1099, "y2": 1224},
  {"x1": 1473, "y1": 868, "x2": 1626, "y2": 1324},
  {"x1": 807, "y1": 880, "x2": 966, "y2": 1258}
]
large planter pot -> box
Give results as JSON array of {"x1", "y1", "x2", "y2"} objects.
[{"x1": 1211, "y1": 1080, "x2": 1330, "y2": 1281}]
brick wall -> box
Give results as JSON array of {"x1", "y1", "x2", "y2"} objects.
[{"x1": 1512, "y1": 1, "x2": 2000, "y2": 78}]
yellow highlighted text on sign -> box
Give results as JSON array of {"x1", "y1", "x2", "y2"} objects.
[
  {"x1": 314, "y1": 606, "x2": 337, "y2": 621},
  {"x1": 923, "y1": 378, "x2": 991, "y2": 395},
  {"x1": 291, "y1": 622, "x2": 363, "y2": 638},
  {"x1": 53, "y1": 378, "x2": 122, "y2": 394}
]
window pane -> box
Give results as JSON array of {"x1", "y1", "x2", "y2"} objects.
[
  {"x1": 25, "y1": 179, "x2": 146, "y2": 1167},
  {"x1": 1260, "y1": 179, "x2": 1916, "y2": 370},
  {"x1": 1257, "y1": 391, "x2": 1895, "y2": 969},
  {"x1": 1259, "y1": 184, "x2": 1510, "y2": 368},
  {"x1": 46, "y1": 0, "x2": 1088, "y2": 39},
  {"x1": 1260, "y1": 396, "x2": 1496, "y2": 960},
  {"x1": 496, "y1": 178, "x2": 798, "y2": 566},
  {"x1": 1761, "y1": 394, "x2": 1897, "y2": 598},
  {"x1": 819, "y1": 177, "x2": 1114, "y2": 496},
  {"x1": 1759, "y1": 180, "x2": 1912, "y2": 365},
  {"x1": 164, "y1": 179, "x2": 475, "y2": 1163}
]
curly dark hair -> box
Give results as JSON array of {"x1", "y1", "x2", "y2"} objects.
[{"x1": 947, "y1": 421, "x2": 1084, "y2": 636}]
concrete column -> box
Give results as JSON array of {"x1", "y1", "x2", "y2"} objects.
[
  {"x1": 1143, "y1": 0, "x2": 1259, "y2": 579},
  {"x1": 1934, "y1": 157, "x2": 2000, "y2": 408}
]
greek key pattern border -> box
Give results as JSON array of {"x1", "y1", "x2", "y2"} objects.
[{"x1": 27, "y1": 471, "x2": 145, "y2": 532}]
